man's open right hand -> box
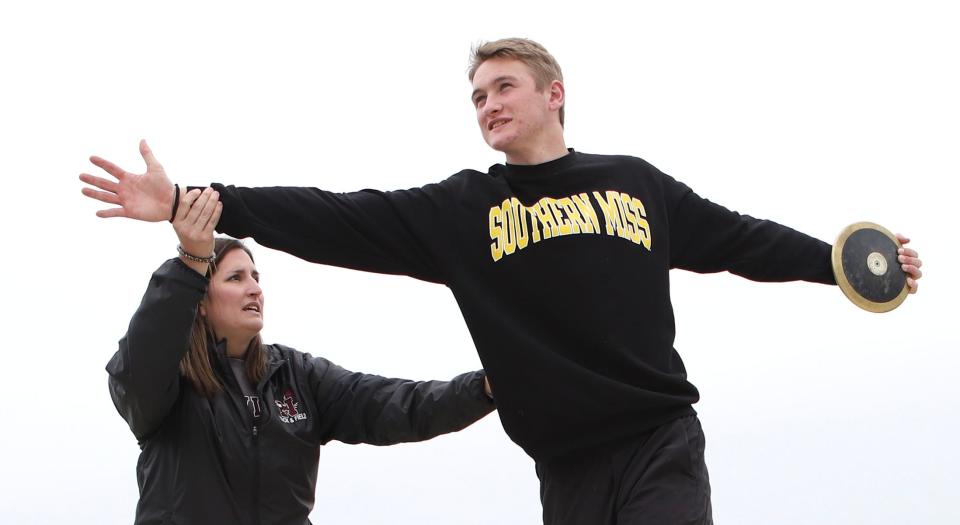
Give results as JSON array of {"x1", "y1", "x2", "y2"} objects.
[{"x1": 80, "y1": 139, "x2": 175, "y2": 222}]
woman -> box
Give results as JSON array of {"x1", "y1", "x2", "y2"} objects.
[{"x1": 107, "y1": 187, "x2": 495, "y2": 524}]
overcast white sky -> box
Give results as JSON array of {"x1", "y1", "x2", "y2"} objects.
[{"x1": 1, "y1": 1, "x2": 957, "y2": 523}]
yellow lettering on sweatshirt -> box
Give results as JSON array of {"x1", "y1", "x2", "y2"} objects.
[
  {"x1": 489, "y1": 206, "x2": 504, "y2": 262},
  {"x1": 488, "y1": 190, "x2": 651, "y2": 261}
]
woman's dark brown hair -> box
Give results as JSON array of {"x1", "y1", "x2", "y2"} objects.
[{"x1": 180, "y1": 238, "x2": 267, "y2": 396}]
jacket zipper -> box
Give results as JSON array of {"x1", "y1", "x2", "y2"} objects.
[
  {"x1": 251, "y1": 359, "x2": 283, "y2": 525},
  {"x1": 213, "y1": 349, "x2": 287, "y2": 525},
  {"x1": 252, "y1": 421, "x2": 261, "y2": 525}
]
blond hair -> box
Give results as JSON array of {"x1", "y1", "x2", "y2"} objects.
[{"x1": 468, "y1": 38, "x2": 565, "y2": 126}]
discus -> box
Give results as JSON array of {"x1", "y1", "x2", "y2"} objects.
[{"x1": 831, "y1": 222, "x2": 908, "y2": 313}]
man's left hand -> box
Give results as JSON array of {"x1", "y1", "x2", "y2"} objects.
[{"x1": 896, "y1": 233, "x2": 923, "y2": 294}]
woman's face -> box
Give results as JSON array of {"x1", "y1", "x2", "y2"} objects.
[{"x1": 203, "y1": 248, "x2": 264, "y2": 346}]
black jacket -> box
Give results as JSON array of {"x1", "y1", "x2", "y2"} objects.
[{"x1": 107, "y1": 258, "x2": 495, "y2": 525}]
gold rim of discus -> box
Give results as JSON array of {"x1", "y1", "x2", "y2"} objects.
[{"x1": 831, "y1": 221, "x2": 908, "y2": 313}]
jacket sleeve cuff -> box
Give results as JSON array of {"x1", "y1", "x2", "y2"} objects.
[{"x1": 169, "y1": 257, "x2": 210, "y2": 290}]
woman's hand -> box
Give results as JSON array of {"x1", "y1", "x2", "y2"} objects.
[
  {"x1": 80, "y1": 140, "x2": 177, "y2": 222},
  {"x1": 174, "y1": 188, "x2": 222, "y2": 275}
]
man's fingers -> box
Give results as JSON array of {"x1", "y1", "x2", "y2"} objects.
[
  {"x1": 902, "y1": 264, "x2": 922, "y2": 279},
  {"x1": 893, "y1": 231, "x2": 922, "y2": 295},
  {"x1": 898, "y1": 248, "x2": 919, "y2": 260},
  {"x1": 89, "y1": 156, "x2": 128, "y2": 180},
  {"x1": 96, "y1": 207, "x2": 129, "y2": 219},
  {"x1": 899, "y1": 255, "x2": 921, "y2": 269},
  {"x1": 907, "y1": 277, "x2": 918, "y2": 294},
  {"x1": 79, "y1": 173, "x2": 120, "y2": 193},
  {"x1": 81, "y1": 187, "x2": 121, "y2": 205},
  {"x1": 139, "y1": 139, "x2": 162, "y2": 170}
]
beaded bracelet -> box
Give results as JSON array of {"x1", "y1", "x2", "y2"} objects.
[{"x1": 177, "y1": 244, "x2": 216, "y2": 264}]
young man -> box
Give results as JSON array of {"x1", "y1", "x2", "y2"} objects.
[{"x1": 81, "y1": 38, "x2": 922, "y2": 524}]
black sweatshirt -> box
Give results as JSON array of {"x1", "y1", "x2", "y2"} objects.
[
  {"x1": 107, "y1": 258, "x2": 494, "y2": 524},
  {"x1": 212, "y1": 151, "x2": 835, "y2": 462}
]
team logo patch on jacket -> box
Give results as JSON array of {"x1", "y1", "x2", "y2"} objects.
[{"x1": 275, "y1": 388, "x2": 308, "y2": 423}]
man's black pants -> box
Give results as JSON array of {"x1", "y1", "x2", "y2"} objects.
[{"x1": 536, "y1": 415, "x2": 713, "y2": 525}]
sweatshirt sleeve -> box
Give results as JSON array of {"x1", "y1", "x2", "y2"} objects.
[
  {"x1": 210, "y1": 183, "x2": 453, "y2": 285},
  {"x1": 106, "y1": 258, "x2": 208, "y2": 442},
  {"x1": 305, "y1": 356, "x2": 495, "y2": 446},
  {"x1": 664, "y1": 175, "x2": 836, "y2": 284}
]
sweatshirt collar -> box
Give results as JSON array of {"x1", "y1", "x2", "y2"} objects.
[{"x1": 493, "y1": 149, "x2": 578, "y2": 182}]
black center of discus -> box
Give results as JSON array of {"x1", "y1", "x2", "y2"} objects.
[{"x1": 841, "y1": 228, "x2": 906, "y2": 303}]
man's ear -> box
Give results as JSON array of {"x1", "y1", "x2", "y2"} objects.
[
  {"x1": 199, "y1": 301, "x2": 207, "y2": 317},
  {"x1": 548, "y1": 80, "x2": 565, "y2": 111}
]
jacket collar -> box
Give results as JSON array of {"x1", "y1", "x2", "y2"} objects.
[{"x1": 209, "y1": 336, "x2": 287, "y2": 390}]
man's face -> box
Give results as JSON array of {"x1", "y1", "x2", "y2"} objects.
[{"x1": 471, "y1": 58, "x2": 557, "y2": 159}]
